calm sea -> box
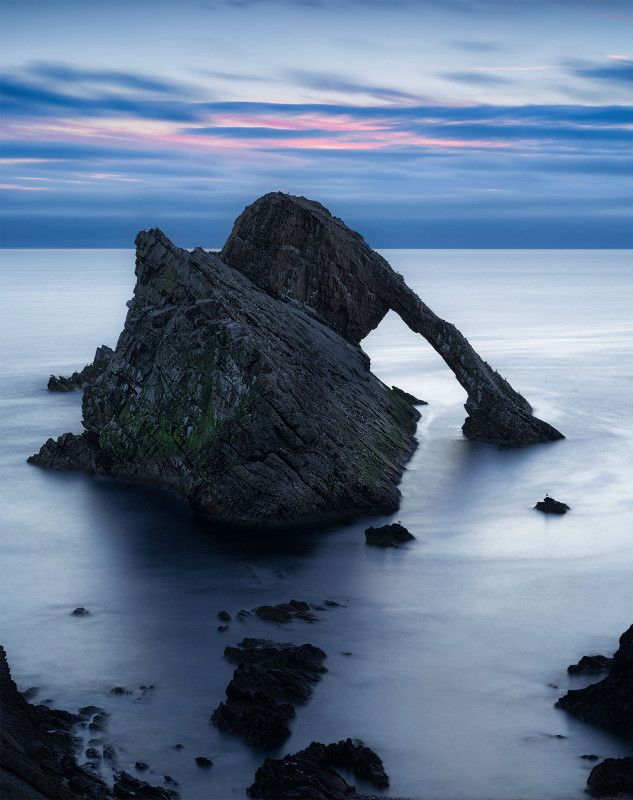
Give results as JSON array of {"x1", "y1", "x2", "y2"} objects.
[{"x1": 1, "y1": 249, "x2": 632, "y2": 800}]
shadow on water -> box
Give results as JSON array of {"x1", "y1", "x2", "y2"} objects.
[{"x1": 83, "y1": 474, "x2": 347, "y2": 569}]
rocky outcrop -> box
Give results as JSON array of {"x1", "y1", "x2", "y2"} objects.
[
  {"x1": 247, "y1": 739, "x2": 388, "y2": 799},
  {"x1": 535, "y1": 496, "x2": 570, "y2": 514},
  {"x1": 48, "y1": 346, "x2": 113, "y2": 392},
  {"x1": 211, "y1": 638, "x2": 327, "y2": 747},
  {"x1": 222, "y1": 193, "x2": 563, "y2": 445},
  {"x1": 30, "y1": 193, "x2": 562, "y2": 529},
  {"x1": 30, "y1": 221, "x2": 420, "y2": 529},
  {"x1": 364, "y1": 523, "x2": 415, "y2": 547},
  {"x1": 556, "y1": 625, "x2": 633, "y2": 743},
  {"x1": 586, "y1": 756, "x2": 633, "y2": 796}
]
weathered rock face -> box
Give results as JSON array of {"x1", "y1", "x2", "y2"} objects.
[
  {"x1": 556, "y1": 625, "x2": 633, "y2": 743},
  {"x1": 29, "y1": 225, "x2": 420, "y2": 529},
  {"x1": 222, "y1": 192, "x2": 564, "y2": 445},
  {"x1": 29, "y1": 192, "x2": 563, "y2": 528}
]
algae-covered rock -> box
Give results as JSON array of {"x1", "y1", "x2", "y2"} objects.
[{"x1": 30, "y1": 224, "x2": 419, "y2": 529}]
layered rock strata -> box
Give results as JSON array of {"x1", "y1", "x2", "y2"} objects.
[{"x1": 30, "y1": 192, "x2": 563, "y2": 528}]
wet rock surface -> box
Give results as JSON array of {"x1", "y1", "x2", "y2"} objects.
[
  {"x1": 30, "y1": 192, "x2": 561, "y2": 530},
  {"x1": 247, "y1": 738, "x2": 389, "y2": 799},
  {"x1": 586, "y1": 756, "x2": 633, "y2": 796},
  {"x1": 535, "y1": 496, "x2": 571, "y2": 514},
  {"x1": 211, "y1": 637, "x2": 327, "y2": 747},
  {"x1": 365, "y1": 523, "x2": 415, "y2": 547},
  {"x1": 556, "y1": 625, "x2": 633, "y2": 742}
]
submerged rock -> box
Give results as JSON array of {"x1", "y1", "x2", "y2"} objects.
[
  {"x1": 247, "y1": 738, "x2": 388, "y2": 799},
  {"x1": 556, "y1": 625, "x2": 633, "y2": 743},
  {"x1": 30, "y1": 193, "x2": 563, "y2": 529},
  {"x1": 211, "y1": 638, "x2": 327, "y2": 747},
  {"x1": 365, "y1": 523, "x2": 415, "y2": 547},
  {"x1": 535, "y1": 496, "x2": 570, "y2": 514}
]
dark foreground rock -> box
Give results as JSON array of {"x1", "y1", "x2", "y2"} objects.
[
  {"x1": 535, "y1": 496, "x2": 570, "y2": 514},
  {"x1": 586, "y1": 756, "x2": 633, "y2": 796},
  {"x1": 556, "y1": 625, "x2": 633, "y2": 742},
  {"x1": 29, "y1": 193, "x2": 562, "y2": 530},
  {"x1": 48, "y1": 346, "x2": 113, "y2": 392},
  {"x1": 211, "y1": 638, "x2": 326, "y2": 747},
  {"x1": 365, "y1": 523, "x2": 415, "y2": 547},
  {"x1": 0, "y1": 645, "x2": 176, "y2": 800},
  {"x1": 0, "y1": 644, "x2": 110, "y2": 799},
  {"x1": 248, "y1": 739, "x2": 388, "y2": 799}
]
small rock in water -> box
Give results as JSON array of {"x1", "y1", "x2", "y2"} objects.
[
  {"x1": 580, "y1": 754, "x2": 600, "y2": 761},
  {"x1": 85, "y1": 747, "x2": 101, "y2": 760},
  {"x1": 111, "y1": 686, "x2": 132, "y2": 695},
  {"x1": 217, "y1": 624, "x2": 229, "y2": 632},
  {"x1": 217, "y1": 610, "x2": 231, "y2": 622},
  {"x1": 534, "y1": 496, "x2": 570, "y2": 514},
  {"x1": 102, "y1": 744, "x2": 116, "y2": 760},
  {"x1": 173, "y1": 743, "x2": 184, "y2": 750},
  {"x1": 72, "y1": 607, "x2": 90, "y2": 616},
  {"x1": 365, "y1": 523, "x2": 415, "y2": 547},
  {"x1": 567, "y1": 654, "x2": 613, "y2": 675},
  {"x1": 195, "y1": 756, "x2": 213, "y2": 768},
  {"x1": 248, "y1": 738, "x2": 389, "y2": 798},
  {"x1": 88, "y1": 712, "x2": 109, "y2": 731},
  {"x1": 254, "y1": 600, "x2": 317, "y2": 624},
  {"x1": 211, "y1": 638, "x2": 327, "y2": 747}
]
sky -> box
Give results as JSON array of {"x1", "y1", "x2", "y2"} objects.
[{"x1": 1, "y1": 0, "x2": 631, "y2": 248}]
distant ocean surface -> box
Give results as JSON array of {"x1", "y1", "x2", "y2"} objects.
[{"x1": 1, "y1": 248, "x2": 632, "y2": 800}]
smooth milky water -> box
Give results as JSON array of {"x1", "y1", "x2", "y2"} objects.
[{"x1": 1, "y1": 248, "x2": 632, "y2": 800}]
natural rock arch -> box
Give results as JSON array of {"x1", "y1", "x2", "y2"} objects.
[{"x1": 221, "y1": 192, "x2": 563, "y2": 445}]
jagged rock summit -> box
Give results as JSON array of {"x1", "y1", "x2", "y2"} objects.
[{"x1": 29, "y1": 192, "x2": 563, "y2": 529}]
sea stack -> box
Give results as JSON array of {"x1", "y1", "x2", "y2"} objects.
[{"x1": 28, "y1": 193, "x2": 563, "y2": 528}]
